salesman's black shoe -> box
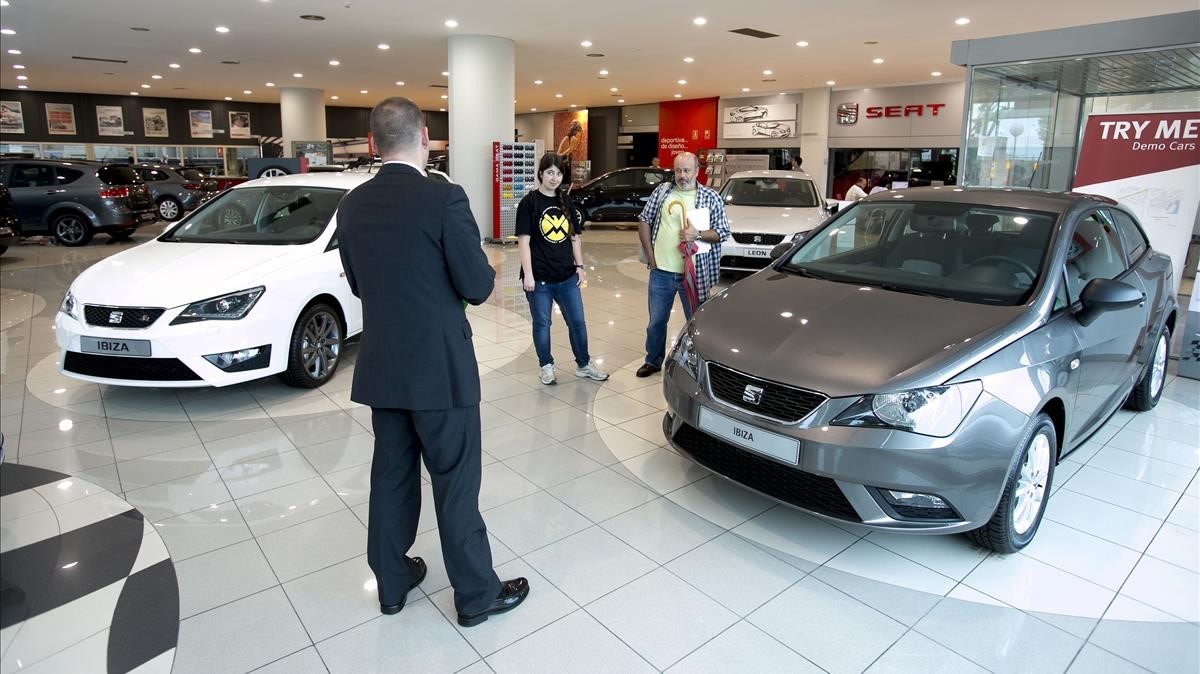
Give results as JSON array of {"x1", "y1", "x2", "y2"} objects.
[
  {"x1": 635, "y1": 363, "x2": 661, "y2": 378},
  {"x1": 456, "y1": 577, "x2": 530, "y2": 627},
  {"x1": 380, "y1": 556, "x2": 427, "y2": 615}
]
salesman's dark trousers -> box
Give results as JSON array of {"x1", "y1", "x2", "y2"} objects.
[{"x1": 368, "y1": 406, "x2": 501, "y2": 614}]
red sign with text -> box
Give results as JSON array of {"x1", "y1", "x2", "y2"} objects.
[
  {"x1": 1075, "y1": 112, "x2": 1200, "y2": 186},
  {"x1": 658, "y1": 98, "x2": 718, "y2": 183}
]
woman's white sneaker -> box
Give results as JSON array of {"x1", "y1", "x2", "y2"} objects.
[
  {"x1": 539, "y1": 364, "x2": 557, "y2": 385},
  {"x1": 575, "y1": 361, "x2": 609, "y2": 381}
]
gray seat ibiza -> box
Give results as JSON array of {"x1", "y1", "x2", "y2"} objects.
[{"x1": 662, "y1": 187, "x2": 1177, "y2": 552}]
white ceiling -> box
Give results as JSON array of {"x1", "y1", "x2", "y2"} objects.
[{"x1": 0, "y1": 1, "x2": 1193, "y2": 111}]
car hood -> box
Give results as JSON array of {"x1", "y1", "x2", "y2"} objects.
[
  {"x1": 725, "y1": 205, "x2": 826, "y2": 236},
  {"x1": 71, "y1": 240, "x2": 311, "y2": 308},
  {"x1": 692, "y1": 271, "x2": 1027, "y2": 397}
]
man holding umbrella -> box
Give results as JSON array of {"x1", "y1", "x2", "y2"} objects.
[{"x1": 635, "y1": 151, "x2": 730, "y2": 378}]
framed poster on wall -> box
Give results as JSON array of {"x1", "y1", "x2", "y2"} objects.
[
  {"x1": 0, "y1": 101, "x2": 24, "y2": 134},
  {"x1": 723, "y1": 120, "x2": 796, "y2": 139},
  {"x1": 143, "y1": 107, "x2": 169, "y2": 137},
  {"x1": 722, "y1": 103, "x2": 796, "y2": 124},
  {"x1": 45, "y1": 103, "x2": 77, "y2": 135},
  {"x1": 229, "y1": 111, "x2": 251, "y2": 139},
  {"x1": 189, "y1": 109, "x2": 213, "y2": 138},
  {"x1": 96, "y1": 105, "x2": 125, "y2": 137}
]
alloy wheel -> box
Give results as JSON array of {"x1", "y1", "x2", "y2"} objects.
[
  {"x1": 55, "y1": 216, "x2": 87, "y2": 245},
  {"x1": 260, "y1": 168, "x2": 288, "y2": 178},
  {"x1": 1012, "y1": 431, "x2": 1051, "y2": 535},
  {"x1": 300, "y1": 311, "x2": 341, "y2": 381},
  {"x1": 158, "y1": 199, "x2": 180, "y2": 220},
  {"x1": 1149, "y1": 332, "x2": 1167, "y2": 399}
]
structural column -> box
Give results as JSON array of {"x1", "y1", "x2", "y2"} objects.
[
  {"x1": 279, "y1": 87, "x2": 327, "y2": 157},
  {"x1": 448, "y1": 35, "x2": 515, "y2": 238}
]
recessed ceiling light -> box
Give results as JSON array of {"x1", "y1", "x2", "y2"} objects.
[
  {"x1": 440, "y1": 94, "x2": 447, "y2": 99},
  {"x1": 955, "y1": 17, "x2": 970, "y2": 25},
  {"x1": 441, "y1": 71, "x2": 449, "y2": 76},
  {"x1": 599, "y1": 69, "x2": 609, "y2": 76},
  {"x1": 140, "y1": 83, "x2": 151, "y2": 88},
  {"x1": 796, "y1": 41, "x2": 809, "y2": 47},
  {"x1": 169, "y1": 63, "x2": 180, "y2": 68},
  {"x1": 224, "y1": 96, "x2": 232, "y2": 100},
  {"x1": 215, "y1": 26, "x2": 230, "y2": 33},
  {"x1": 580, "y1": 40, "x2": 592, "y2": 47},
  {"x1": 683, "y1": 57, "x2": 694, "y2": 63},
  {"x1": 693, "y1": 17, "x2": 706, "y2": 25},
  {"x1": 12, "y1": 64, "x2": 24, "y2": 69},
  {"x1": 439, "y1": 108, "x2": 445, "y2": 112},
  {"x1": 555, "y1": 93, "x2": 563, "y2": 98},
  {"x1": 570, "y1": 104, "x2": 578, "y2": 108},
  {"x1": 534, "y1": 79, "x2": 543, "y2": 85},
  {"x1": 931, "y1": 71, "x2": 942, "y2": 77},
  {"x1": 741, "y1": 87, "x2": 750, "y2": 92},
  {"x1": 779, "y1": 92, "x2": 786, "y2": 95},
  {"x1": 378, "y1": 43, "x2": 390, "y2": 50},
  {"x1": 0, "y1": 29, "x2": 16, "y2": 36},
  {"x1": 189, "y1": 47, "x2": 202, "y2": 53},
  {"x1": 7, "y1": 49, "x2": 20, "y2": 55},
  {"x1": 674, "y1": 93, "x2": 682, "y2": 98},
  {"x1": 243, "y1": 89, "x2": 252, "y2": 94},
  {"x1": 609, "y1": 87, "x2": 618, "y2": 92},
  {"x1": 130, "y1": 91, "x2": 138, "y2": 95},
  {"x1": 762, "y1": 69, "x2": 773, "y2": 75},
  {"x1": 826, "y1": 80, "x2": 836, "y2": 86},
  {"x1": 300, "y1": 14, "x2": 325, "y2": 21},
  {"x1": 329, "y1": 60, "x2": 340, "y2": 66},
  {"x1": 360, "y1": 89, "x2": 368, "y2": 94},
  {"x1": 0, "y1": 1, "x2": 8, "y2": 6},
  {"x1": 293, "y1": 73, "x2": 303, "y2": 78},
  {"x1": 15, "y1": 75, "x2": 27, "y2": 80},
  {"x1": 531, "y1": 107, "x2": 537, "y2": 111},
  {"x1": 331, "y1": 95, "x2": 339, "y2": 100},
  {"x1": 265, "y1": 82, "x2": 275, "y2": 87},
  {"x1": 151, "y1": 74, "x2": 162, "y2": 79},
  {"x1": 873, "y1": 58, "x2": 884, "y2": 64},
  {"x1": 17, "y1": 85, "x2": 27, "y2": 89},
  {"x1": 395, "y1": 81, "x2": 405, "y2": 86},
  {"x1": 617, "y1": 99, "x2": 624, "y2": 103},
  {"x1": 444, "y1": 19, "x2": 458, "y2": 28},
  {"x1": 677, "y1": 79, "x2": 687, "y2": 85}
]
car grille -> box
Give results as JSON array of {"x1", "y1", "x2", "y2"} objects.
[
  {"x1": 706, "y1": 362, "x2": 827, "y2": 423},
  {"x1": 719, "y1": 255, "x2": 772, "y2": 271},
  {"x1": 84, "y1": 305, "x2": 165, "y2": 328},
  {"x1": 731, "y1": 232, "x2": 786, "y2": 246},
  {"x1": 64, "y1": 352, "x2": 201, "y2": 381},
  {"x1": 672, "y1": 422, "x2": 860, "y2": 522}
]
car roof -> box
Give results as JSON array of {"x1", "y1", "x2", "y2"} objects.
[
  {"x1": 858, "y1": 186, "x2": 1117, "y2": 213},
  {"x1": 231, "y1": 171, "x2": 375, "y2": 191},
  {"x1": 1, "y1": 158, "x2": 106, "y2": 166},
  {"x1": 726, "y1": 169, "x2": 815, "y2": 181}
]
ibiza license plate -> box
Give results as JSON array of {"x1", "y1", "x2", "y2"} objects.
[
  {"x1": 698, "y1": 406, "x2": 799, "y2": 464},
  {"x1": 80, "y1": 337, "x2": 151, "y2": 357}
]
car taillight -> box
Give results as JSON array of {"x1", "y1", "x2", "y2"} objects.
[
  {"x1": 182, "y1": 182, "x2": 202, "y2": 190},
  {"x1": 99, "y1": 186, "x2": 130, "y2": 198}
]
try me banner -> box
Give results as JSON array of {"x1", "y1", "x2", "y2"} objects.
[{"x1": 1075, "y1": 111, "x2": 1200, "y2": 294}]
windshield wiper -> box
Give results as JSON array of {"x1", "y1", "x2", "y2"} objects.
[
  {"x1": 785, "y1": 265, "x2": 830, "y2": 280},
  {"x1": 876, "y1": 283, "x2": 955, "y2": 300}
]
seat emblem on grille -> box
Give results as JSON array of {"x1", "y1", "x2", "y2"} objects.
[
  {"x1": 742, "y1": 384, "x2": 764, "y2": 405},
  {"x1": 108, "y1": 311, "x2": 124, "y2": 324},
  {"x1": 753, "y1": 235, "x2": 762, "y2": 244}
]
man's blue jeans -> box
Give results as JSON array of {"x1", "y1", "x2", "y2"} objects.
[
  {"x1": 525, "y1": 277, "x2": 590, "y2": 368},
  {"x1": 645, "y1": 268, "x2": 695, "y2": 368}
]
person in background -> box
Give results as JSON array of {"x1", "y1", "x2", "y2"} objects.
[
  {"x1": 336, "y1": 96, "x2": 529, "y2": 628},
  {"x1": 557, "y1": 119, "x2": 583, "y2": 183},
  {"x1": 790, "y1": 155, "x2": 803, "y2": 171},
  {"x1": 516, "y1": 152, "x2": 609, "y2": 386},
  {"x1": 869, "y1": 173, "x2": 891, "y2": 195},
  {"x1": 635, "y1": 151, "x2": 730, "y2": 378},
  {"x1": 651, "y1": 157, "x2": 662, "y2": 169},
  {"x1": 846, "y1": 176, "x2": 869, "y2": 201}
]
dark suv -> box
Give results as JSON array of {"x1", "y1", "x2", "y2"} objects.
[
  {"x1": 134, "y1": 164, "x2": 219, "y2": 221},
  {"x1": 0, "y1": 159, "x2": 156, "y2": 246}
]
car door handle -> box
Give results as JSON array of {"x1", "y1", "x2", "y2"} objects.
[{"x1": 45, "y1": 189, "x2": 63, "y2": 195}]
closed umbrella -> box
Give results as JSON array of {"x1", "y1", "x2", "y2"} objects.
[{"x1": 667, "y1": 199, "x2": 699, "y2": 316}]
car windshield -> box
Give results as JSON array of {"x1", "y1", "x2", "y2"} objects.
[
  {"x1": 160, "y1": 186, "x2": 345, "y2": 245},
  {"x1": 780, "y1": 201, "x2": 1059, "y2": 306},
  {"x1": 720, "y1": 177, "x2": 821, "y2": 208}
]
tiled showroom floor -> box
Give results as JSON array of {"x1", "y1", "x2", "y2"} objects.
[{"x1": 1, "y1": 227, "x2": 1197, "y2": 673}]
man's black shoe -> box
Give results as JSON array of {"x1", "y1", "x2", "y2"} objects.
[
  {"x1": 380, "y1": 556, "x2": 427, "y2": 615},
  {"x1": 457, "y1": 577, "x2": 530, "y2": 627},
  {"x1": 635, "y1": 363, "x2": 661, "y2": 378}
]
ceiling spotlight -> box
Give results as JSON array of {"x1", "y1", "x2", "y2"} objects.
[
  {"x1": 762, "y1": 69, "x2": 773, "y2": 75},
  {"x1": 677, "y1": 79, "x2": 687, "y2": 85},
  {"x1": 293, "y1": 73, "x2": 303, "y2": 78},
  {"x1": 15, "y1": 75, "x2": 27, "y2": 80},
  {"x1": 329, "y1": 60, "x2": 340, "y2": 66},
  {"x1": 570, "y1": 104, "x2": 578, "y2": 108},
  {"x1": 955, "y1": 17, "x2": 971, "y2": 25},
  {"x1": 0, "y1": 29, "x2": 16, "y2": 36},
  {"x1": 151, "y1": 74, "x2": 163, "y2": 79},
  {"x1": 7, "y1": 49, "x2": 20, "y2": 55},
  {"x1": 0, "y1": 1, "x2": 8, "y2": 6},
  {"x1": 444, "y1": 19, "x2": 458, "y2": 28},
  {"x1": 439, "y1": 108, "x2": 445, "y2": 112},
  {"x1": 377, "y1": 43, "x2": 390, "y2": 50},
  {"x1": 683, "y1": 57, "x2": 694, "y2": 63},
  {"x1": 693, "y1": 17, "x2": 707, "y2": 25},
  {"x1": 531, "y1": 107, "x2": 537, "y2": 111},
  {"x1": 617, "y1": 98, "x2": 624, "y2": 103},
  {"x1": 395, "y1": 81, "x2": 405, "y2": 86},
  {"x1": 873, "y1": 58, "x2": 884, "y2": 64},
  {"x1": 265, "y1": 82, "x2": 275, "y2": 87},
  {"x1": 11, "y1": 64, "x2": 24, "y2": 69},
  {"x1": 580, "y1": 40, "x2": 592, "y2": 47},
  {"x1": 441, "y1": 71, "x2": 449, "y2": 76},
  {"x1": 440, "y1": 94, "x2": 447, "y2": 99},
  {"x1": 17, "y1": 85, "x2": 27, "y2": 89},
  {"x1": 360, "y1": 89, "x2": 368, "y2": 94},
  {"x1": 741, "y1": 87, "x2": 750, "y2": 92},
  {"x1": 129, "y1": 91, "x2": 138, "y2": 95},
  {"x1": 931, "y1": 71, "x2": 942, "y2": 77},
  {"x1": 674, "y1": 93, "x2": 682, "y2": 98},
  {"x1": 599, "y1": 69, "x2": 609, "y2": 75},
  {"x1": 215, "y1": 26, "x2": 230, "y2": 33},
  {"x1": 243, "y1": 89, "x2": 252, "y2": 94},
  {"x1": 796, "y1": 41, "x2": 809, "y2": 47},
  {"x1": 140, "y1": 83, "x2": 151, "y2": 88},
  {"x1": 826, "y1": 80, "x2": 836, "y2": 86},
  {"x1": 224, "y1": 96, "x2": 232, "y2": 100},
  {"x1": 331, "y1": 95, "x2": 339, "y2": 100},
  {"x1": 555, "y1": 93, "x2": 563, "y2": 98},
  {"x1": 534, "y1": 79, "x2": 543, "y2": 85},
  {"x1": 609, "y1": 87, "x2": 618, "y2": 92}
]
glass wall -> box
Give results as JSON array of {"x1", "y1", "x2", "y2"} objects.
[{"x1": 829, "y1": 148, "x2": 958, "y2": 199}]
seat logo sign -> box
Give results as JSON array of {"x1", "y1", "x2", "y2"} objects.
[
  {"x1": 837, "y1": 103, "x2": 859, "y2": 125},
  {"x1": 838, "y1": 102, "x2": 947, "y2": 124},
  {"x1": 108, "y1": 311, "x2": 124, "y2": 324},
  {"x1": 742, "y1": 384, "x2": 764, "y2": 405}
]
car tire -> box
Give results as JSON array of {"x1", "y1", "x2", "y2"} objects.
[
  {"x1": 257, "y1": 166, "x2": 291, "y2": 178},
  {"x1": 0, "y1": 245, "x2": 7, "y2": 255},
  {"x1": 109, "y1": 230, "x2": 135, "y2": 241},
  {"x1": 157, "y1": 196, "x2": 184, "y2": 221},
  {"x1": 51, "y1": 212, "x2": 94, "y2": 247},
  {"x1": 967, "y1": 412, "x2": 1056, "y2": 553},
  {"x1": 279, "y1": 303, "x2": 344, "y2": 388},
  {"x1": 1126, "y1": 324, "x2": 1169, "y2": 411}
]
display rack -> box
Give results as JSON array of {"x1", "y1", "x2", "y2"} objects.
[
  {"x1": 489, "y1": 140, "x2": 543, "y2": 244},
  {"x1": 704, "y1": 149, "x2": 727, "y2": 189}
]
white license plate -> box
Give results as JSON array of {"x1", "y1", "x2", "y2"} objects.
[
  {"x1": 80, "y1": 337, "x2": 151, "y2": 357},
  {"x1": 698, "y1": 407, "x2": 799, "y2": 464},
  {"x1": 745, "y1": 249, "x2": 770, "y2": 257}
]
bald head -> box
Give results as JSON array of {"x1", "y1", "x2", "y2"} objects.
[
  {"x1": 371, "y1": 97, "x2": 427, "y2": 160},
  {"x1": 673, "y1": 152, "x2": 699, "y2": 190}
]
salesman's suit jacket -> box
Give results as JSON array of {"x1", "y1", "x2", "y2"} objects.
[{"x1": 337, "y1": 163, "x2": 495, "y2": 410}]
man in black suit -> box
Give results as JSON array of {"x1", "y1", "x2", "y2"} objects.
[{"x1": 337, "y1": 97, "x2": 529, "y2": 627}]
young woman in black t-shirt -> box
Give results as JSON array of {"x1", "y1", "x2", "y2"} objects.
[{"x1": 515, "y1": 153, "x2": 608, "y2": 385}]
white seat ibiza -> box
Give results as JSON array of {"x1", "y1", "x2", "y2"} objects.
[{"x1": 55, "y1": 172, "x2": 373, "y2": 388}]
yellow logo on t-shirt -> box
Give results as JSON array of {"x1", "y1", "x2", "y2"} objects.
[{"x1": 540, "y1": 210, "x2": 571, "y2": 243}]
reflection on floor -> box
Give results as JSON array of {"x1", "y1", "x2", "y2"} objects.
[{"x1": 0, "y1": 228, "x2": 1197, "y2": 673}]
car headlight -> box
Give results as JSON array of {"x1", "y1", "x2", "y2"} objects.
[
  {"x1": 59, "y1": 290, "x2": 80, "y2": 320},
  {"x1": 669, "y1": 328, "x2": 699, "y2": 379},
  {"x1": 831, "y1": 380, "x2": 983, "y2": 437},
  {"x1": 170, "y1": 286, "x2": 265, "y2": 325}
]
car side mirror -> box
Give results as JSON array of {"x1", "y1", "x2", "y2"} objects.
[
  {"x1": 825, "y1": 199, "x2": 839, "y2": 214},
  {"x1": 1076, "y1": 278, "x2": 1144, "y2": 327},
  {"x1": 770, "y1": 241, "x2": 793, "y2": 261}
]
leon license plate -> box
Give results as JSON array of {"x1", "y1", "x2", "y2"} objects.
[
  {"x1": 745, "y1": 248, "x2": 770, "y2": 257},
  {"x1": 698, "y1": 407, "x2": 799, "y2": 464},
  {"x1": 80, "y1": 337, "x2": 151, "y2": 357}
]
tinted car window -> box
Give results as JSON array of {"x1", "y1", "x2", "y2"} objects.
[
  {"x1": 55, "y1": 167, "x2": 84, "y2": 184},
  {"x1": 601, "y1": 172, "x2": 637, "y2": 189},
  {"x1": 161, "y1": 186, "x2": 345, "y2": 245},
  {"x1": 97, "y1": 165, "x2": 142, "y2": 185},
  {"x1": 1108, "y1": 209, "x2": 1148, "y2": 261},
  {"x1": 720, "y1": 177, "x2": 821, "y2": 208},
  {"x1": 8, "y1": 164, "x2": 57, "y2": 188},
  {"x1": 139, "y1": 169, "x2": 170, "y2": 182},
  {"x1": 1064, "y1": 211, "x2": 1128, "y2": 303},
  {"x1": 642, "y1": 171, "x2": 668, "y2": 187},
  {"x1": 177, "y1": 168, "x2": 206, "y2": 182}
]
